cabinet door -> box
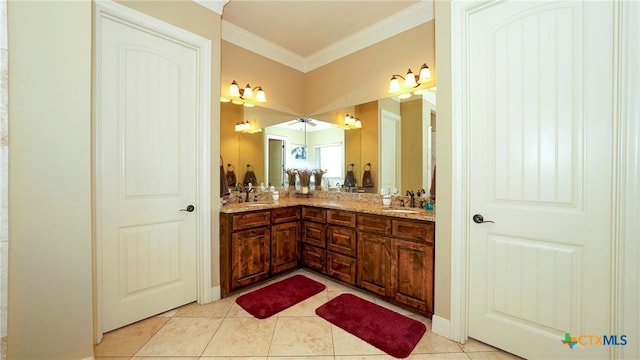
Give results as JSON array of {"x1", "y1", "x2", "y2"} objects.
[
  {"x1": 357, "y1": 233, "x2": 390, "y2": 297},
  {"x1": 302, "y1": 243, "x2": 325, "y2": 273},
  {"x1": 326, "y1": 225, "x2": 356, "y2": 257},
  {"x1": 391, "y1": 238, "x2": 433, "y2": 315},
  {"x1": 271, "y1": 207, "x2": 300, "y2": 224},
  {"x1": 302, "y1": 221, "x2": 326, "y2": 248},
  {"x1": 271, "y1": 221, "x2": 300, "y2": 274},
  {"x1": 326, "y1": 251, "x2": 356, "y2": 285},
  {"x1": 231, "y1": 227, "x2": 271, "y2": 290}
]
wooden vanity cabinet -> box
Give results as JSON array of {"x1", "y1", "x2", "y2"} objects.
[
  {"x1": 357, "y1": 213, "x2": 435, "y2": 317},
  {"x1": 220, "y1": 210, "x2": 272, "y2": 296},
  {"x1": 301, "y1": 207, "x2": 326, "y2": 273},
  {"x1": 325, "y1": 210, "x2": 357, "y2": 285},
  {"x1": 271, "y1": 207, "x2": 301, "y2": 275},
  {"x1": 357, "y1": 232, "x2": 390, "y2": 296},
  {"x1": 220, "y1": 206, "x2": 300, "y2": 297}
]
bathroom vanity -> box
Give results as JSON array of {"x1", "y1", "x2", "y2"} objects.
[{"x1": 219, "y1": 196, "x2": 436, "y2": 318}]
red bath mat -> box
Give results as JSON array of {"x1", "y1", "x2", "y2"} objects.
[
  {"x1": 236, "y1": 274, "x2": 326, "y2": 319},
  {"x1": 315, "y1": 293, "x2": 426, "y2": 358}
]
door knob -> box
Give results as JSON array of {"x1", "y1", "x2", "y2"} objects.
[
  {"x1": 180, "y1": 205, "x2": 195, "y2": 212},
  {"x1": 472, "y1": 214, "x2": 494, "y2": 224}
]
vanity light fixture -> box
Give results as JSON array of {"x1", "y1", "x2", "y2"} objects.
[
  {"x1": 234, "y1": 120, "x2": 262, "y2": 134},
  {"x1": 227, "y1": 80, "x2": 267, "y2": 106},
  {"x1": 388, "y1": 63, "x2": 432, "y2": 93},
  {"x1": 344, "y1": 114, "x2": 362, "y2": 130},
  {"x1": 234, "y1": 120, "x2": 251, "y2": 132}
]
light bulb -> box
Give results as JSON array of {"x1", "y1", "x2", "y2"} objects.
[
  {"x1": 405, "y1": 69, "x2": 417, "y2": 87},
  {"x1": 229, "y1": 80, "x2": 241, "y2": 97},
  {"x1": 418, "y1": 63, "x2": 432, "y2": 84},
  {"x1": 243, "y1": 84, "x2": 253, "y2": 99},
  {"x1": 255, "y1": 87, "x2": 266, "y2": 102},
  {"x1": 388, "y1": 76, "x2": 400, "y2": 93}
]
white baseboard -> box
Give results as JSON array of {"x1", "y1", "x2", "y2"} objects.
[
  {"x1": 210, "y1": 286, "x2": 221, "y2": 301},
  {"x1": 431, "y1": 315, "x2": 451, "y2": 339}
]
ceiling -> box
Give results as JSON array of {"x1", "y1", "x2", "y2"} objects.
[{"x1": 220, "y1": 0, "x2": 433, "y2": 72}]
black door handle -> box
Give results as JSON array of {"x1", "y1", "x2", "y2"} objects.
[
  {"x1": 473, "y1": 214, "x2": 494, "y2": 224},
  {"x1": 180, "y1": 205, "x2": 195, "y2": 212}
]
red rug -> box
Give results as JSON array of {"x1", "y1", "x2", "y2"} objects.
[
  {"x1": 236, "y1": 274, "x2": 326, "y2": 319},
  {"x1": 316, "y1": 293, "x2": 426, "y2": 358}
]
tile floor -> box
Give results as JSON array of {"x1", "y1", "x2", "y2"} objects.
[{"x1": 94, "y1": 269, "x2": 522, "y2": 360}]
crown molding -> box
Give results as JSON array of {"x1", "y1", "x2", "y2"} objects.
[
  {"x1": 305, "y1": 1, "x2": 434, "y2": 72},
  {"x1": 221, "y1": 0, "x2": 434, "y2": 73},
  {"x1": 193, "y1": 0, "x2": 228, "y2": 15},
  {"x1": 222, "y1": 20, "x2": 307, "y2": 72}
]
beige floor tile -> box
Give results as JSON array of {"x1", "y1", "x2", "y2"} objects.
[
  {"x1": 93, "y1": 316, "x2": 169, "y2": 357},
  {"x1": 156, "y1": 306, "x2": 181, "y2": 318},
  {"x1": 268, "y1": 317, "x2": 334, "y2": 356},
  {"x1": 268, "y1": 357, "x2": 334, "y2": 360},
  {"x1": 135, "y1": 317, "x2": 222, "y2": 356},
  {"x1": 200, "y1": 357, "x2": 266, "y2": 360},
  {"x1": 411, "y1": 331, "x2": 464, "y2": 354},
  {"x1": 373, "y1": 298, "x2": 419, "y2": 317},
  {"x1": 335, "y1": 355, "x2": 395, "y2": 360},
  {"x1": 466, "y1": 351, "x2": 524, "y2": 360},
  {"x1": 174, "y1": 296, "x2": 236, "y2": 318},
  {"x1": 406, "y1": 353, "x2": 472, "y2": 360},
  {"x1": 277, "y1": 290, "x2": 329, "y2": 317},
  {"x1": 130, "y1": 357, "x2": 198, "y2": 360},
  {"x1": 461, "y1": 338, "x2": 500, "y2": 352},
  {"x1": 94, "y1": 357, "x2": 131, "y2": 360},
  {"x1": 226, "y1": 299, "x2": 257, "y2": 317},
  {"x1": 201, "y1": 317, "x2": 277, "y2": 357},
  {"x1": 331, "y1": 324, "x2": 387, "y2": 356}
]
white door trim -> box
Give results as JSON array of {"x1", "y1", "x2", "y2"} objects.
[
  {"x1": 93, "y1": 0, "x2": 212, "y2": 342},
  {"x1": 449, "y1": 0, "x2": 634, "y2": 350},
  {"x1": 616, "y1": 2, "x2": 640, "y2": 359}
]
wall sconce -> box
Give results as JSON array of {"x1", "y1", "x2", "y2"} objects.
[
  {"x1": 344, "y1": 114, "x2": 362, "y2": 130},
  {"x1": 235, "y1": 120, "x2": 251, "y2": 132},
  {"x1": 229, "y1": 80, "x2": 266, "y2": 104},
  {"x1": 388, "y1": 63, "x2": 432, "y2": 94},
  {"x1": 234, "y1": 120, "x2": 262, "y2": 134}
]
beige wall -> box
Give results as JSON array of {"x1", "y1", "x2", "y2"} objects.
[
  {"x1": 221, "y1": 102, "x2": 244, "y2": 182},
  {"x1": 434, "y1": 0, "x2": 452, "y2": 321},
  {"x1": 8, "y1": 1, "x2": 223, "y2": 358},
  {"x1": 401, "y1": 99, "x2": 423, "y2": 191},
  {"x1": 305, "y1": 21, "x2": 435, "y2": 116},
  {"x1": 220, "y1": 21, "x2": 435, "y2": 120},
  {"x1": 222, "y1": 41, "x2": 306, "y2": 116},
  {"x1": 7, "y1": 1, "x2": 94, "y2": 358}
]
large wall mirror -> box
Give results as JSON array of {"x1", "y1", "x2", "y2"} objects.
[{"x1": 221, "y1": 92, "x2": 436, "y2": 195}]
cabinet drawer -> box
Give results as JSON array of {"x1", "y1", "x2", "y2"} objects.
[
  {"x1": 326, "y1": 225, "x2": 356, "y2": 257},
  {"x1": 232, "y1": 211, "x2": 271, "y2": 231},
  {"x1": 357, "y1": 214, "x2": 391, "y2": 235},
  {"x1": 271, "y1": 206, "x2": 300, "y2": 224},
  {"x1": 302, "y1": 221, "x2": 326, "y2": 248},
  {"x1": 392, "y1": 220, "x2": 434, "y2": 244},
  {"x1": 327, "y1": 210, "x2": 356, "y2": 227},
  {"x1": 302, "y1": 244, "x2": 325, "y2": 273},
  {"x1": 326, "y1": 251, "x2": 356, "y2": 285},
  {"x1": 302, "y1": 207, "x2": 326, "y2": 223}
]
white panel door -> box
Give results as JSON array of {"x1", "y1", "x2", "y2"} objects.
[
  {"x1": 467, "y1": 1, "x2": 613, "y2": 358},
  {"x1": 97, "y1": 12, "x2": 199, "y2": 332}
]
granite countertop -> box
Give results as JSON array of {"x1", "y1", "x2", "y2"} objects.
[{"x1": 220, "y1": 197, "x2": 436, "y2": 222}]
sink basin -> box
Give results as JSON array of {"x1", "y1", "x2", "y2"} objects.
[{"x1": 383, "y1": 209, "x2": 419, "y2": 214}]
